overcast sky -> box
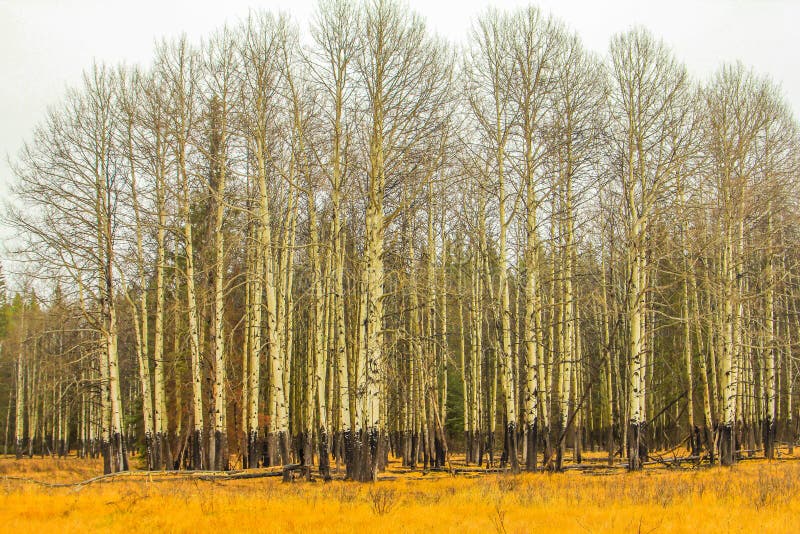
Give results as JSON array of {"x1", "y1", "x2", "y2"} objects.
[{"x1": 1, "y1": 0, "x2": 798, "y2": 256}]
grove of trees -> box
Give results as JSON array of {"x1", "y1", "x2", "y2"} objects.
[{"x1": 1, "y1": 0, "x2": 799, "y2": 480}]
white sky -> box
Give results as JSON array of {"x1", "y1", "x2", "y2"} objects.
[{"x1": 1, "y1": 0, "x2": 798, "y2": 257}]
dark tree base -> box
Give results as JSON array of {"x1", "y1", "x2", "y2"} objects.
[
  {"x1": 343, "y1": 429, "x2": 354, "y2": 479},
  {"x1": 144, "y1": 431, "x2": 154, "y2": 470},
  {"x1": 525, "y1": 422, "x2": 537, "y2": 472},
  {"x1": 687, "y1": 425, "x2": 701, "y2": 458},
  {"x1": 351, "y1": 428, "x2": 380, "y2": 482},
  {"x1": 278, "y1": 431, "x2": 291, "y2": 466},
  {"x1": 473, "y1": 430, "x2": 483, "y2": 467},
  {"x1": 762, "y1": 417, "x2": 776, "y2": 460},
  {"x1": 703, "y1": 425, "x2": 715, "y2": 464},
  {"x1": 433, "y1": 434, "x2": 446, "y2": 468},
  {"x1": 486, "y1": 431, "x2": 495, "y2": 468},
  {"x1": 399, "y1": 430, "x2": 412, "y2": 467},
  {"x1": 298, "y1": 430, "x2": 313, "y2": 468},
  {"x1": 718, "y1": 423, "x2": 735, "y2": 466},
  {"x1": 318, "y1": 428, "x2": 331, "y2": 481},
  {"x1": 246, "y1": 430, "x2": 260, "y2": 469},
  {"x1": 606, "y1": 424, "x2": 615, "y2": 466},
  {"x1": 551, "y1": 420, "x2": 565, "y2": 472},
  {"x1": 102, "y1": 439, "x2": 112, "y2": 474},
  {"x1": 409, "y1": 431, "x2": 418, "y2": 469},
  {"x1": 190, "y1": 429, "x2": 204, "y2": 470},
  {"x1": 627, "y1": 422, "x2": 645, "y2": 471},
  {"x1": 503, "y1": 422, "x2": 519, "y2": 474},
  {"x1": 264, "y1": 432, "x2": 277, "y2": 467}
]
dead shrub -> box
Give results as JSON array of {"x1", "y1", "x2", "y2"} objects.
[
  {"x1": 368, "y1": 486, "x2": 398, "y2": 515},
  {"x1": 496, "y1": 474, "x2": 521, "y2": 493}
]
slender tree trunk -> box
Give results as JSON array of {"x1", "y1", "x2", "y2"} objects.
[
  {"x1": 153, "y1": 157, "x2": 172, "y2": 470},
  {"x1": 14, "y1": 307, "x2": 25, "y2": 459},
  {"x1": 764, "y1": 206, "x2": 777, "y2": 459}
]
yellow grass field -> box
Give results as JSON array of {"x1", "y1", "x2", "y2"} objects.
[{"x1": 1, "y1": 454, "x2": 798, "y2": 533}]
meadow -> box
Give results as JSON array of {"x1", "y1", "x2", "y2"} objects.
[{"x1": 1, "y1": 453, "x2": 798, "y2": 533}]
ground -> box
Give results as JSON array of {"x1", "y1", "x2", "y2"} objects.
[{"x1": 0, "y1": 452, "x2": 798, "y2": 533}]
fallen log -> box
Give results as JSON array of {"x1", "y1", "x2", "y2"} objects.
[{"x1": 0, "y1": 466, "x2": 289, "y2": 488}]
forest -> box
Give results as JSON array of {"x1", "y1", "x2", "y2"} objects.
[{"x1": 1, "y1": 0, "x2": 798, "y2": 485}]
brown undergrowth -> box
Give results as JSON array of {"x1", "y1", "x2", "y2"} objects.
[{"x1": 0, "y1": 452, "x2": 798, "y2": 533}]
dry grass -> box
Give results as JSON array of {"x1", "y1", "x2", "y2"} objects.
[{"x1": 0, "y1": 454, "x2": 798, "y2": 533}]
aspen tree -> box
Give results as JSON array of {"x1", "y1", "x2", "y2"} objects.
[
  {"x1": 241, "y1": 215, "x2": 258, "y2": 468},
  {"x1": 508, "y1": 6, "x2": 558, "y2": 472},
  {"x1": 758, "y1": 92, "x2": 797, "y2": 458},
  {"x1": 201, "y1": 27, "x2": 238, "y2": 471},
  {"x1": 703, "y1": 64, "x2": 770, "y2": 465},
  {"x1": 356, "y1": 0, "x2": 391, "y2": 480},
  {"x1": 353, "y1": 0, "x2": 451, "y2": 480},
  {"x1": 117, "y1": 68, "x2": 156, "y2": 469},
  {"x1": 141, "y1": 73, "x2": 174, "y2": 470},
  {"x1": 280, "y1": 29, "x2": 328, "y2": 472},
  {"x1": 547, "y1": 25, "x2": 605, "y2": 470},
  {"x1": 678, "y1": 174, "x2": 700, "y2": 456},
  {"x1": 608, "y1": 28, "x2": 694, "y2": 470},
  {"x1": 310, "y1": 0, "x2": 359, "y2": 476},
  {"x1": 456, "y1": 246, "x2": 471, "y2": 461},
  {"x1": 274, "y1": 183, "x2": 296, "y2": 465},
  {"x1": 238, "y1": 12, "x2": 281, "y2": 468},
  {"x1": 599, "y1": 236, "x2": 616, "y2": 465},
  {"x1": 14, "y1": 301, "x2": 25, "y2": 459},
  {"x1": 471, "y1": 249, "x2": 484, "y2": 464},
  {"x1": 157, "y1": 39, "x2": 205, "y2": 469},
  {"x1": 466, "y1": 8, "x2": 519, "y2": 473},
  {"x1": 89, "y1": 68, "x2": 129, "y2": 474}
]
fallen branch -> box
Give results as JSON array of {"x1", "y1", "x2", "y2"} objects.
[{"x1": 0, "y1": 466, "x2": 288, "y2": 488}]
